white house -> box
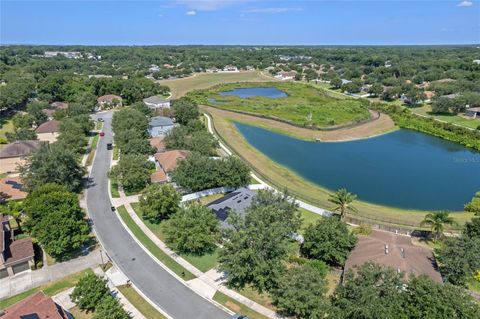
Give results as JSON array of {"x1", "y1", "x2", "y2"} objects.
[
  {"x1": 221, "y1": 65, "x2": 239, "y2": 72},
  {"x1": 274, "y1": 71, "x2": 297, "y2": 80},
  {"x1": 148, "y1": 116, "x2": 174, "y2": 137},
  {"x1": 143, "y1": 96, "x2": 171, "y2": 109}
]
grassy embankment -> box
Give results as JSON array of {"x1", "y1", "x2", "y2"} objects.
[
  {"x1": 189, "y1": 81, "x2": 371, "y2": 129},
  {"x1": 0, "y1": 268, "x2": 93, "y2": 309},
  {"x1": 116, "y1": 205, "x2": 196, "y2": 280},
  {"x1": 158, "y1": 70, "x2": 274, "y2": 99},
  {"x1": 412, "y1": 104, "x2": 480, "y2": 130},
  {"x1": 117, "y1": 285, "x2": 167, "y2": 319},
  {"x1": 204, "y1": 108, "x2": 474, "y2": 229}
]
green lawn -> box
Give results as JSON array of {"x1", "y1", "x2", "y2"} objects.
[
  {"x1": 110, "y1": 179, "x2": 120, "y2": 198},
  {"x1": 190, "y1": 81, "x2": 370, "y2": 128},
  {"x1": 213, "y1": 291, "x2": 271, "y2": 319},
  {"x1": 412, "y1": 105, "x2": 480, "y2": 130},
  {"x1": 131, "y1": 203, "x2": 219, "y2": 272},
  {"x1": 85, "y1": 134, "x2": 99, "y2": 166},
  {"x1": 299, "y1": 207, "x2": 323, "y2": 233},
  {"x1": 68, "y1": 306, "x2": 93, "y2": 319},
  {"x1": 0, "y1": 119, "x2": 14, "y2": 141},
  {"x1": 117, "y1": 285, "x2": 167, "y2": 319},
  {"x1": 0, "y1": 268, "x2": 93, "y2": 309},
  {"x1": 116, "y1": 205, "x2": 196, "y2": 280}
]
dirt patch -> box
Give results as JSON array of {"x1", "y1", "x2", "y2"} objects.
[
  {"x1": 202, "y1": 105, "x2": 396, "y2": 142},
  {"x1": 225, "y1": 300, "x2": 241, "y2": 313}
]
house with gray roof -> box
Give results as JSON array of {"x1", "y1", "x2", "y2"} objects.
[
  {"x1": 207, "y1": 187, "x2": 256, "y2": 228},
  {"x1": 148, "y1": 116, "x2": 174, "y2": 137},
  {"x1": 143, "y1": 96, "x2": 171, "y2": 109}
]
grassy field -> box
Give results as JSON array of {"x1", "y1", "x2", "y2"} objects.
[
  {"x1": 412, "y1": 105, "x2": 480, "y2": 130},
  {"x1": 131, "y1": 203, "x2": 219, "y2": 272},
  {"x1": 68, "y1": 306, "x2": 93, "y2": 319},
  {"x1": 0, "y1": 119, "x2": 14, "y2": 141},
  {"x1": 190, "y1": 82, "x2": 371, "y2": 129},
  {"x1": 116, "y1": 205, "x2": 196, "y2": 280},
  {"x1": 117, "y1": 285, "x2": 167, "y2": 319},
  {"x1": 213, "y1": 291, "x2": 271, "y2": 319},
  {"x1": 206, "y1": 110, "x2": 474, "y2": 229},
  {"x1": 0, "y1": 268, "x2": 93, "y2": 309},
  {"x1": 159, "y1": 71, "x2": 274, "y2": 98}
]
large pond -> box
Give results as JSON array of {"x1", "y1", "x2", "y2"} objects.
[
  {"x1": 218, "y1": 87, "x2": 287, "y2": 98},
  {"x1": 235, "y1": 123, "x2": 480, "y2": 210}
]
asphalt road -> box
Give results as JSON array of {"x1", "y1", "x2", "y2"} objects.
[{"x1": 86, "y1": 111, "x2": 229, "y2": 319}]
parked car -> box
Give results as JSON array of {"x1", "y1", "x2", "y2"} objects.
[
  {"x1": 99, "y1": 132, "x2": 105, "y2": 137},
  {"x1": 107, "y1": 143, "x2": 113, "y2": 150},
  {"x1": 98, "y1": 118, "x2": 104, "y2": 122},
  {"x1": 231, "y1": 315, "x2": 250, "y2": 319}
]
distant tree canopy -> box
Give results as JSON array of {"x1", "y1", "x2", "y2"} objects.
[{"x1": 171, "y1": 153, "x2": 250, "y2": 192}]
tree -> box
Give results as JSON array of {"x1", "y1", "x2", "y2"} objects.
[
  {"x1": 71, "y1": 273, "x2": 110, "y2": 312},
  {"x1": 5, "y1": 129, "x2": 37, "y2": 142},
  {"x1": 110, "y1": 154, "x2": 152, "y2": 193},
  {"x1": 301, "y1": 217, "x2": 357, "y2": 266},
  {"x1": 431, "y1": 97, "x2": 455, "y2": 114},
  {"x1": 26, "y1": 101, "x2": 48, "y2": 126},
  {"x1": 0, "y1": 200, "x2": 24, "y2": 232},
  {"x1": 93, "y1": 295, "x2": 131, "y2": 319},
  {"x1": 463, "y1": 217, "x2": 480, "y2": 239},
  {"x1": 330, "y1": 77, "x2": 342, "y2": 89},
  {"x1": 328, "y1": 188, "x2": 358, "y2": 221},
  {"x1": 331, "y1": 263, "x2": 406, "y2": 319},
  {"x1": 271, "y1": 265, "x2": 330, "y2": 318},
  {"x1": 111, "y1": 108, "x2": 148, "y2": 138},
  {"x1": 20, "y1": 143, "x2": 85, "y2": 192},
  {"x1": 139, "y1": 184, "x2": 180, "y2": 223},
  {"x1": 163, "y1": 203, "x2": 219, "y2": 255},
  {"x1": 23, "y1": 183, "x2": 90, "y2": 260},
  {"x1": 436, "y1": 235, "x2": 480, "y2": 286},
  {"x1": 172, "y1": 97, "x2": 199, "y2": 125},
  {"x1": 369, "y1": 83, "x2": 384, "y2": 97},
  {"x1": 420, "y1": 211, "x2": 457, "y2": 240},
  {"x1": 464, "y1": 191, "x2": 480, "y2": 214},
  {"x1": 219, "y1": 190, "x2": 301, "y2": 292},
  {"x1": 12, "y1": 113, "x2": 34, "y2": 129}
]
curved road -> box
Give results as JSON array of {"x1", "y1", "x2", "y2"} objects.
[{"x1": 86, "y1": 111, "x2": 229, "y2": 319}]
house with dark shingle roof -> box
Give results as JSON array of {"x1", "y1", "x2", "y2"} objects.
[
  {"x1": 0, "y1": 140, "x2": 43, "y2": 174},
  {"x1": 0, "y1": 214, "x2": 35, "y2": 279},
  {"x1": 207, "y1": 187, "x2": 256, "y2": 228},
  {"x1": 1, "y1": 291, "x2": 69, "y2": 318},
  {"x1": 35, "y1": 120, "x2": 61, "y2": 143}
]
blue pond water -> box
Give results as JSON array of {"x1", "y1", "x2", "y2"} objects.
[
  {"x1": 218, "y1": 87, "x2": 287, "y2": 98},
  {"x1": 235, "y1": 122, "x2": 480, "y2": 210}
]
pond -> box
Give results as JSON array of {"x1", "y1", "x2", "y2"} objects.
[
  {"x1": 218, "y1": 87, "x2": 287, "y2": 98},
  {"x1": 235, "y1": 122, "x2": 480, "y2": 211}
]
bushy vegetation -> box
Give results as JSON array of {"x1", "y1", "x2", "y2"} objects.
[
  {"x1": 172, "y1": 153, "x2": 250, "y2": 192},
  {"x1": 139, "y1": 184, "x2": 181, "y2": 223},
  {"x1": 190, "y1": 82, "x2": 370, "y2": 128},
  {"x1": 110, "y1": 154, "x2": 153, "y2": 193}
]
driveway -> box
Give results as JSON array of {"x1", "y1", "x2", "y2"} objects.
[{"x1": 87, "y1": 111, "x2": 229, "y2": 319}]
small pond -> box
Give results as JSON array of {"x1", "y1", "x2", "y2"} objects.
[
  {"x1": 235, "y1": 122, "x2": 480, "y2": 211},
  {"x1": 218, "y1": 87, "x2": 287, "y2": 98}
]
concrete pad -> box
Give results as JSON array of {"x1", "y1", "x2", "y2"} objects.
[
  {"x1": 52, "y1": 287, "x2": 75, "y2": 310},
  {"x1": 187, "y1": 278, "x2": 218, "y2": 299},
  {"x1": 106, "y1": 266, "x2": 129, "y2": 286}
]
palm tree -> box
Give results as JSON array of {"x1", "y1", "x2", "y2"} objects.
[
  {"x1": 420, "y1": 211, "x2": 457, "y2": 240},
  {"x1": 0, "y1": 201, "x2": 24, "y2": 232},
  {"x1": 328, "y1": 188, "x2": 358, "y2": 221}
]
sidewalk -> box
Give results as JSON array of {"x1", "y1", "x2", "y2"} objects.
[{"x1": 0, "y1": 250, "x2": 102, "y2": 300}]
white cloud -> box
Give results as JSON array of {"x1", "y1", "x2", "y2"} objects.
[
  {"x1": 186, "y1": 10, "x2": 197, "y2": 16},
  {"x1": 458, "y1": 1, "x2": 473, "y2": 7},
  {"x1": 242, "y1": 7, "x2": 303, "y2": 14}
]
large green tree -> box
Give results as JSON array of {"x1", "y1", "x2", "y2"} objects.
[
  {"x1": 301, "y1": 217, "x2": 357, "y2": 266},
  {"x1": 272, "y1": 264, "x2": 331, "y2": 318},
  {"x1": 93, "y1": 295, "x2": 131, "y2": 319},
  {"x1": 172, "y1": 97, "x2": 199, "y2": 125},
  {"x1": 20, "y1": 143, "x2": 85, "y2": 192},
  {"x1": 110, "y1": 154, "x2": 152, "y2": 193},
  {"x1": 23, "y1": 183, "x2": 90, "y2": 260},
  {"x1": 163, "y1": 203, "x2": 219, "y2": 255},
  {"x1": 71, "y1": 273, "x2": 110, "y2": 312},
  {"x1": 219, "y1": 190, "x2": 301, "y2": 292},
  {"x1": 139, "y1": 183, "x2": 180, "y2": 223}
]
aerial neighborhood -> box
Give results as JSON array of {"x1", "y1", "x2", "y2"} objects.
[{"x1": 1, "y1": 1, "x2": 480, "y2": 318}]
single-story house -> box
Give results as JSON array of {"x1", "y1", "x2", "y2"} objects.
[
  {"x1": 275, "y1": 71, "x2": 297, "y2": 81},
  {"x1": 0, "y1": 140, "x2": 42, "y2": 174},
  {"x1": 466, "y1": 107, "x2": 480, "y2": 119},
  {"x1": 148, "y1": 116, "x2": 174, "y2": 137},
  {"x1": 0, "y1": 177, "x2": 27, "y2": 201},
  {"x1": 1, "y1": 291, "x2": 69, "y2": 318},
  {"x1": 154, "y1": 150, "x2": 189, "y2": 173},
  {"x1": 97, "y1": 95, "x2": 122, "y2": 108},
  {"x1": 208, "y1": 187, "x2": 256, "y2": 228},
  {"x1": 143, "y1": 96, "x2": 171, "y2": 109},
  {"x1": 151, "y1": 169, "x2": 168, "y2": 184},
  {"x1": 35, "y1": 120, "x2": 61, "y2": 143},
  {"x1": 149, "y1": 137, "x2": 166, "y2": 153},
  {"x1": 1, "y1": 214, "x2": 35, "y2": 279},
  {"x1": 343, "y1": 230, "x2": 443, "y2": 283},
  {"x1": 222, "y1": 65, "x2": 239, "y2": 72}
]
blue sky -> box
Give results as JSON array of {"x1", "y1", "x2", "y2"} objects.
[{"x1": 1, "y1": 0, "x2": 479, "y2": 45}]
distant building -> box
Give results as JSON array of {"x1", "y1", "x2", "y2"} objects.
[
  {"x1": 344, "y1": 230, "x2": 443, "y2": 283},
  {"x1": 143, "y1": 96, "x2": 171, "y2": 109},
  {"x1": 341, "y1": 79, "x2": 352, "y2": 85},
  {"x1": 473, "y1": 59, "x2": 480, "y2": 65},
  {"x1": 222, "y1": 65, "x2": 239, "y2": 72},
  {"x1": 275, "y1": 71, "x2": 297, "y2": 81},
  {"x1": 149, "y1": 64, "x2": 160, "y2": 73},
  {"x1": 466, "y1": 106, "x2": 480, "y2": 119},
  {"x1": 1, "y1": 291, "x2": 69, "y2": 318},
  {"x1": 43, "y1": 51, "x2": 81, "y2": 59},
  {"x1": 1, "y1": 214, "x2": 35, "y2": 278},
  {"x1": 148, "y1": 116, "x2": 174, "y2": 137},
  {"x1": 0, "y1": 140, "x2": 42, "y2": 174},
  {"x1": 35, "y1": 120, "x2": 61, "y2": 143},
  {"x1": 97, "y1": 95, "x2": 122, "y2": 108},
  {"x1": 207, "y1": 187, "x2": 256, "y2": 228}
]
